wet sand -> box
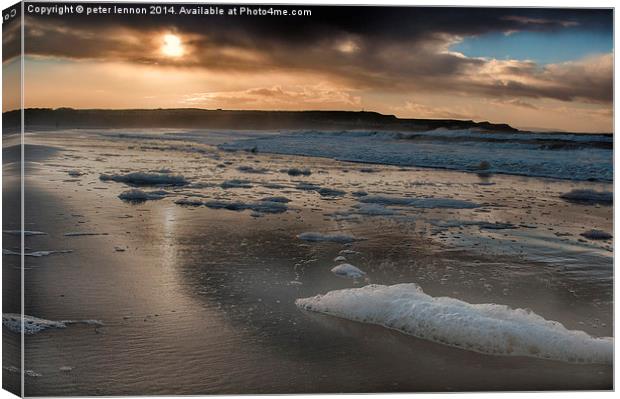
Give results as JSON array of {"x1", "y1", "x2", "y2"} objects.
[{"x1": 2, "y1": 129, "x2": 613, "y2": 394}]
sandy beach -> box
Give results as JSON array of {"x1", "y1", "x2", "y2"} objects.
[
  {"x1": 3, "y1": 4, "x2": 614, "y2": 395},
  {"x1": 2, "y1": 128, "x2": 613, "y2": 394}
]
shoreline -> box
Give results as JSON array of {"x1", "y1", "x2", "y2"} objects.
[
  {"x1": 17, "y1": 176, "x2": 614, "y2": 394},
  {"x1": 3, "y1": 129, "x2": 613, "y2": 394}
]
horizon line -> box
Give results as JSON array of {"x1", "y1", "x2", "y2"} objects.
[{"x1": 2, "y1": 106, "x2": 612, "y2": 135}]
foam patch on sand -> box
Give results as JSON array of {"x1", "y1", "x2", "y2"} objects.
[
  {"x1": 295, "y1": 182, "x2": 322, "y2": 191},
  {"x1": 3, "y1": 230, "x2": 48, "y2": 236},
  {"x1": 64, "y1": 232, "x2": 108, "y2": 237},
  {"x1": 359, "y1": 195, "x2": 479, "y2": 209},
  {"x1": 174, "y1": 198, "x2": 289, "y2": 213},
  {"x1": 331, "y1": 263, "x2": 366, "y2": 279},
  {"x1": 284, "y1": 168, "x2": 312, "y2": 176},
  {"x1": 260, "y1": 196, "x2": 291, "y2": 203},
  {"x1": 580, "y1": 229, "x2": 613, "y2": 240},
  {"x1": 118, "y1": 189, "x2": 168, "y2": 202},
  {"x1": 175, "y1": 198, "x2": 205, "y2": 206},
  {"x1": 318, "y1": 188, "x2": 346, "y2": 197},
  {"x1": 3, "y1": 365, "x2": 42, "y2": 377},
  {"x1": 429, "y1": 220, "x2": 517, "y2": 230},
  {"x1": 203, "y1": 200, "x2": 288, "y2": 214},
  {"x1": 478, "y1": 222, "x2": 517, "y2": 230},
  {"x1": 329, "y1": 204, "x2": 400, "y2": 220},
  {"x1": 2, "y1": 314, "x2": 103, "y2": 335},
  {"x1": 297, "y1": 232, "x2": 362, "y2": 243},
  {"x1": 100, "y1": 172, "x2": 188, "y2": 186},
  {"x1": 352, "y1": 204, "x2": 399, "y2": 216},
  {"x1": 3, "y1": 249, "x2": 73, "y2": 257},
  {"x1": 3, "y1": 314, "x2": 66, "y2": 334},
  {"x1": 296, "y1": 283, "x2": 613, "y2": 364},
  {"x1": 221, "y1": 179, "x2": 253, "y2": 189},
  {"x1": 237, "y1": 166, "x2": 269, "y2": 174},
  {"x1": 560, "y1": 189, "x2": 613, "y2": 205}
]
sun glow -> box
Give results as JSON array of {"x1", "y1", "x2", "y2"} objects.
[{"x1": 161, "y1": 34, "x2": 184, "y2": 58}]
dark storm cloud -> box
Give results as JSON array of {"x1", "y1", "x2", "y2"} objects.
[
  {"x1": 18, "y1": 4, "x2": 614, "y2": 104},
  {"x1": 23, "y1": 5, "x2": 613, "y2": 42}
]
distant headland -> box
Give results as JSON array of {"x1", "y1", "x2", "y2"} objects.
[{"x1": 2, "y1": 108, "x2": 519, "y2": 133}]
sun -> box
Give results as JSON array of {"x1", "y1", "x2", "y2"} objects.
[{"x1": 161, "y1": 34, "x2": 184, "y2": 58}]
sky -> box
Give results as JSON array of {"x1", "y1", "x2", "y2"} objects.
[{"x1": 2, "y1": 5, "x2": 614, "y2": 132}]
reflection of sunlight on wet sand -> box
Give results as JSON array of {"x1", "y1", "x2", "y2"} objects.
[
  {"x1": 23, "y1": 175, "x2": 290, "y2": 393},
  {"x1": 160, "y1": 204, "x2": 180, "y2": 270}
]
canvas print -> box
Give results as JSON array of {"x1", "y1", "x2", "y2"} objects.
[{"x1": 1, "y1": 1, "x2": 614, "y2": 396}]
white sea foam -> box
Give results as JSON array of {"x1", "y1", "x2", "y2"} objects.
[
  {"x1": 331, "y1": 263, "x2": 366, "y2": 279},
  {"x1": 237, "y1": 165, "x2": 269, "y2": 174},
  {"x1": 2, "y1": 314, "x2": 103, "y2": 335},
  {"x1": 118, "y1": 189, "x2": 168, "y2": 202},
  {"x1": 262, "y1": 182, "x2": 286, "y2": 189},
  {"x1": 478, "y1": 222, "x2": 517, "y2": 230},
  {"x1": 100, "y1": 172, "x2": 188, "y2": 186},
  {"x1": 318, "y1": 187, "x2": 346, "y2": 197},
  {"x1": 430, "y1": 220, "x2": 516, "y2": 230},
  {"x1": 296, "y1": 283, "x2": 613, "y2": 364},
  {"x1": 3, "y1": 230, "x2": 47, "y2": 236},
  {"x1": 297, "y1": 232, "x2": 362, "y2": 243},
  {"x1": 175, "y1": 198, "x2": 204, "y2": 206},
  {"x1": 580, "y1": 229, "x2": 613, "y2": 240},
  {"x1": 352, "y1": 203, "x2": 399, "y2": 216},
  {"x1": 260, "y1": 196, "x2": 291, "y2": 203},
  {"x1": 187, "y1": 182, "x2": 217, "y2": 189},
  {"x1": 3, "y1": 314, "x2": 66, "y2": 334},
  {"x1": 3, "y1": 366, "x2": 42, "y2": 377},
  {"x1": 220, "y1": 179, "x2": 253, "y2": 189},
  {"x1": 284, "y1": 167, "x2": 312, "y2": 176},
  {"x1": 249, "y1": 201, "x2": 289, "y2": 214},
  {"x1": 330, "y1": 203, "x2": 400, "y2": 220},
  {"x1": 430, "y1": 220, "x2": 481, "y2": 228},
  {"x1": 560, "y1": 189, "x2": 613, "y2": 205},
  {"x1": 3, "y1": 249, "x2": 72, "y2": 257},
  {"x1": 296, "y1": 182, "x2": 322, "y2": 191},
  {"x1": 203, "y1": 200, "x2": 288, "y2": 214},
  {"x1": 64, "y1": 232, "x2": 108, "y2": 237},
  {"x1": 359, "y1": 195, "x2": 479, "y2": 209}
]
